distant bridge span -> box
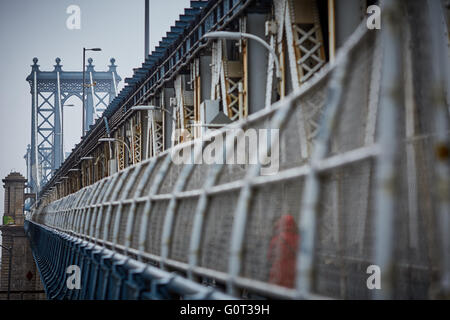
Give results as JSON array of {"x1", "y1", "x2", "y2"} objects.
[{"x1": 24, "y1": 0, "x2": 450, "y2": 300}]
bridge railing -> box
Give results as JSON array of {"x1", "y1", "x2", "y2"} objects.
[
  {"x1": 29, "y1": 1, "x2": 450, "y2": 300},
  {"x1": 25, "y1": 220, "x2": 233, "y2": 299}
]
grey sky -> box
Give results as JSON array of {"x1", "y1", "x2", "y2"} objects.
[{"x1": 0, "y1": 0, "x2": 191, "y2": 219}]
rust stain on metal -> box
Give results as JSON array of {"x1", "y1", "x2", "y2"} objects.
[{"x1": 436, "y1": 144, "x2": 449, "y2": 160}]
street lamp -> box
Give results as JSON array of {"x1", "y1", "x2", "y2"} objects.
[
  {"x1": 0, "y1": 245, "x2": 12, "y2": 300},
  {"x1": 131, "y1": 105, "x2": 176, "y2": 122},
  {"x1": 83, "y1": 47, "x2": 102, "y2": 136},
  {"x1": 131, "y1": 105, "x2": 177, "y2": 156},
  {"x1": 98, "y1": 137, "x2": 132, "y2": 156},
  {"x1": 80, "y1": 156, "x2": 95, "y2": 186},
  {"x1": 68, "y1": 168, "x2": 81, "y2": 190},
  {"x1": 98, "y1": 137, "x2": 133, "y2": 170},
  {"x1": 202, "y1": 31, "x2": 282, "y2": 79}
]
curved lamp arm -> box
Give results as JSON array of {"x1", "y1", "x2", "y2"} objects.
[
  {"x1": 98, "y1": 138, "x2": 132, "y2": 159},
  {"x1": 112, "y1": 138, "x2": 132, "y2": 156},
  {"x1": 203, "y1": 31, "x2": 282, "y2": 79}
]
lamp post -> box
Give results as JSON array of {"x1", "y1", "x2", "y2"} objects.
[
  {"x1": 80, "y1": 156, "x2": 94, "y2": 186},
  {"x1": 132, "y1": 105, "x2": 190, "y2": 147},
  {"x1": 131, "y1": 105, "x2": 176, "y2": 156},
  {"x1": 0, "y1": 244, "x2": 12, "y2": 300},
  {"x1": 202, "y1": 31, "x2": 282, "y2": 79},
  {"x1": 82, "y1": 48, "x2": 102, "y2": 136},
  {"x1": 68, "y1": 168, "x2": 81, "y2": 190},
  {"x1": 98, "y1": 138, "x2": 131, "y2": 155}
]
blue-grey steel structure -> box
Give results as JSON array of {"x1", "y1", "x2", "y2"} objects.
[
  {"x1": 26, "y1": 57, "x2": 121, "y2": 193},
  {"x1": 22, "y1": 0, "x2": 450, "y2": 300}
]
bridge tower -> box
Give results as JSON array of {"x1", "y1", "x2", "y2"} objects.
[
  {"x1": 0, "y1": 172, "x2": 44, "y2": 300},
  {"x1": 26, "y1": 57, "x2": 121, "y2": 194}
]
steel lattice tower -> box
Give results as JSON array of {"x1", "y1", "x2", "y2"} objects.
[{"x1": 26, "y1": 57, "x2": 121, "y2": 193}]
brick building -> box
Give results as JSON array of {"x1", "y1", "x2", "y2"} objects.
[{"x1": 0, "y1": 172, "x2": 45, "y2": 300}]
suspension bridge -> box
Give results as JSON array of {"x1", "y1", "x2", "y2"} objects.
[{"x1": 0, "y1": 0, "x2": 449, "y2": 300}]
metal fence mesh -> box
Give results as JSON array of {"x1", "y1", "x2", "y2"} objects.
[{"x1": 200, "y1": 191, "x2": 238, "y2": 273}]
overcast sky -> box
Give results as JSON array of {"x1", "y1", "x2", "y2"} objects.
[{"x1": 0, "y1": 0, "x2": 191, "y2": 223}]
